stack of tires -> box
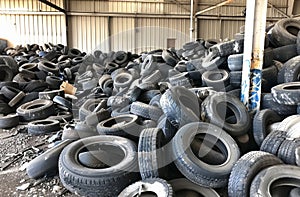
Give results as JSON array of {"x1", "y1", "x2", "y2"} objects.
[{"x1": 1, "y1": 18, "x2": 300, "y2": 197}]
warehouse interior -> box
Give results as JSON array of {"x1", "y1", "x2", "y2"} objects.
[
  {"x1": 1, "y1": 0, "x2": 300, "y2": 53},
  {"x1": 1, "y1": 0, "x2": 300, "y2": 196}
]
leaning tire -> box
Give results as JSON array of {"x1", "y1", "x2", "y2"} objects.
[
  {"x1": 172, "y1": 122, "x2": 240, "y2": 188},
  {"x1": 271, "y1": 18, "x2": 300, "y2": 46},
  {"x1": 271, "y1": 82, "x2": 300, "y2": 105},
  {"x1": 59, "y1": 135, "x2": 139, "y2": 197},
  {"x1": 17, "y1": 99, "x2": 55, "y2": 122},
  {"x1": 250, "y1": 165, "x2": 300, "y2": 197},
  {"x1": 228, "y1": 151, "x2": 283, "y2": 197},
  {"x1": 201, "y1": 92, "x2": 250, "y2": 137}
]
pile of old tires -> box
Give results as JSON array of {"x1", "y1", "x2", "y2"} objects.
[{"x1": 1, "y1": 18, "x2": 300, "y2": 196}]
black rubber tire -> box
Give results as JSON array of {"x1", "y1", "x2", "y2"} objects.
[
  {"x1": 228, "y1": 151, "x2": 283, "y2": 197},
  {"x1": 1, "y1": 86, "x2": 21, "y2": 100},
  {"x1": 142, "y1": 69, "x2": 162, "y2": 84},
  {"x1": 141, "y1": 55, "x2": 158, "y2": 77},
  {"x1": 113, "y1": 72, "x2": 133, "y2": 89},
  {"x1": 202, "y1": 69, "x2": 229, "y2": 91},
  {"x1": 157, "y1": 116, "x2": 177, "y2": 143},
  {"x1": 253, "y1": 109, "x2": 282, "y2": 146},
  {"x1": 271, "y1": 18, "x2": 300, "y2": 46},
  {"x1": 85, "y1": 110, "x2": 111, "y2": 127},
  {"x1": 16, "y1": 99, "x2": 55, "y2": 122},
  {"x1": 53, "y1": 96, "x2": 72, "y2": 111},
  {"x1": 272, "y1": 82, "x2": 300, "y2": 105},
  {"x1": 138, "y1": 128, "x2": 167, "y2": 179},
  {"x1": 277, "y1": 138, "x2": 300, "y2": 165},
  {"x1": 160, "y1": 86, "x2": 200, "y2": 127},
  {"x1": 37, "y1": 61, "x2": 59, "y2": 75},
  {"x1": 169, "y1": 178, "x2": 220, "y2": 197},
  {"x1": 209, "y1": 39, "x2": 244, "y2": 57},
  {"x1": 58, "y1": 135, "x2": 139, "y2": 197},
  {"x1": 118, "y1": 178, "x2": 173, "y2": 197},
  {"x1": 26, "y1": 140, "x2": 73, "y2": 179},
  {"x1": 201, "y1": 92, "x2": 251, "y2": 137},
  {"x1": 261, "y1": 93, "x2": 297, "y2": 117},
  {"x1": 68, "y1": 48, "x2": 81, "y2": 58},
  {"x1": 48, "y1": 111, "x2": 74, "y2": 123},
  {"x1": 250, "y1": 165, "x2": 300, "y2": 197},
  {"x1": 113, "y1": 51, "x2": 128, "y2": 65},
  {"x1": 97, "y1": 114, "x2": 140, "y2": 139},
  {"x1": 172, "y1": 122, "x2": 240, "y2": 188},
  {"x1": 79, "y1": 98, "x2": 107, "y2": 121},
  {"x1": 278, "y1": 55, "x2": 300, "y2": 84},
  {"x1": 204, "y1": 39, "x2": 219, "y2": 49},
  {"x1": 23, "y1": 80, "x2": 48, "y2": 93},
  {"x1": 0, "y1": 55, "x2": 18, "y2": 74},
  {"x1": 0, "y1": 65, "x2": 13, "y2": 82},
  {"x1": 273, "y1": 44, "x2": 298, "y2": 63},
  {"x1": 130, "y1": 101, "x2": 163, "y2": 121},
  {"x1": 138, "y1": 90, "x2": 161, "y2": 104},
  {"x1": 260, "y1": 130, "x2": 287, "y2": 155},
  {"x1": 202, "y1": 52, "x2": 227, "y2": 70},
  {"x1": 27, "y1": 119, "x2": 61, "y2": 135},
  {"x1": 162, "y1": 49, "x2": 179, "y2": 67},
  {"x1": 227, "y1": 53, "x2": 243, "y2": 71},
  {"x1": 229, "y1": 71, "x2": 242, "y2": 88},
  {"x1": 0, "y1": 114, "x2": 19, "y2": 129},
  {"x1": 46, "y1": 76, "x2": 63, "y2": 90}
]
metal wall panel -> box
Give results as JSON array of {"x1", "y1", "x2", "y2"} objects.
[
  {"x1": 136, "y1": 18, "x2": 189, "y2": 52},
  {"x1": 68, "y1": 16, "x2": 109, "y2": 53},
  {"x1": 0, "y1": 13, "x2": 66, "y2": 46},
  {"x1": 0, "y1": 0, "x2": 64, "y2": 11},
  {"x1": 111, "y1": 17, "x2": 135, "y2": 52}
]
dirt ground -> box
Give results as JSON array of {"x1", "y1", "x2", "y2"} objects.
[{"x1": 0, "y1": 125, "x2": 73, "y2": 197}]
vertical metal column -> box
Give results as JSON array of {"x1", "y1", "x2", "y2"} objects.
[
  {"x1": 241, "y1": 0, "x2": 268, "y2": 113},
  {"x1": 190, "y1": 0, "x2": 194, "y2": 41},
  {"x1": 240, "y1": 0, "x2": 256, "y2": 109}
]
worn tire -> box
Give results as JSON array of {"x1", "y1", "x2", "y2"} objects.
[
  {"x1": 250, "y1": 165, "x2": 300, "y2": 197},
  {"x1": 138, "y1": 128, "x2": 166, "y2": 179},
  {"x1": 97, "y1": 114, "x2": 140, "y2": 139},
  {"x1": 0, "y1": 66, "x2": 13, "y2": 82},
  {"x1": 27, "y1": 119, "x2": 61, "y2": 135},
  {"x1": 130, "y1": 101, "x2": 163, "y2": 121},
  {"x1": 253, "y1": 109, "x2": 282, "y2": 146},
  {"x1": 271, "y1": 18, "x2": 300, "y2": 46},
  {"x1": 17, "y1": 99, "x2": 55, "y2": 122},
  {"x1": 59, "y1": 135, "x2": 139, "y2": 197},
  {"x1": 228, "y1": 151, "x2": 283, "y2": 197},
  {"x1": 272, "y1": 82, "x2": 300, "y2": 105},
  {"x1": 201, "y1": 92, "x2": 250, "y2": 137},
  {"x1": 202, "y1": 69, "x2": 229, "y2": 91},
  {"x1": 27, "y1": 140, "x2": 73, "y2": 179},
  {"x1": 278, "y1": 138, "x2": 300, "y2": 165},
  {"x1": 227, "y1": 53, "x2": 243, "y2": 71},
  {"x1": 277, "y1": 55, "x2": 300, "y2": 83},
  {"x1": 160, "y1": 86, "x2": 200, "y2": 127},
  {"x1": 0, "y1": 114, "x2": 19, "y2": 129},
  {"x1": 260, "y1": 130, "x2": 287, "y2": 155},
  {"x1": 172, "y1": 122, "x2": 240, "y2": 188}
]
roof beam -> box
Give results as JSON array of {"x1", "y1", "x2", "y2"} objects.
[
  {"x1": 195, "y1": 0, "x2": 233, "y2": 16},
  {"x1": 38, "y1": 0, "x2": 66, "y2": 13},
  {"x1": 267, "y1": 2, "x2": 290, "y2": 18}
]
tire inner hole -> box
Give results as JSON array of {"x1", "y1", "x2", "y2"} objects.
[
  {"x1": 270, "y1": 178, "x2": 300, "y2": 197},
  {"x1": 134, "y1": 191, "x2": 158, "y2": 197},
  {"x1": 216, "y1": 101, "x2": 238, "y2": 124},
  {"x1": 78, "y1": 144, "x2": 125, "y2": 169},
  {"x1": 282, "y1": 85, "x2": 300, "y2": 90},
  {"x1": 27, "y1": 104, "x2": 45, "y2": 110},
  {"x1": 44, "y1": 62, "x2": 56, "y2": 69},
  {"x1": 286, "y1": 26, "x2": 300, "y2": 36},
  {"x1": 103, "y1": 117, "x2": 131, "y2": 127},
  {"x1": 208, "y1": 73, "x2": 223, "y2": 80},
  {"x1": 176, "y1": 190, "x2": 204, "y2": 197},
  {"x1": 191, "y1": 133, "x2": 228, "y2": 165}
]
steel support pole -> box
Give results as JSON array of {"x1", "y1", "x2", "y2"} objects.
[
  {"x1": 240, "y1": 0, "x2": 256, "y2": 109},
  {"x1": 241, "y1": 0, "x2": 268, "y2": 113},
  {"x1": 249, "y1": 0, "x2": 268, "y2": 112},
  {"x1": 190, "y1": 0, "x2": 194, "y2": 41}
]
